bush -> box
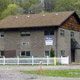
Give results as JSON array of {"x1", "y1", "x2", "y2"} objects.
[{"x1": 50, "y1": 48, "x2": 55, "y2": 57}]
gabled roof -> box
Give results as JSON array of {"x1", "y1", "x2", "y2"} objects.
[{"x1": 0, "y1": 11, "x2": 79, "y2": 29}]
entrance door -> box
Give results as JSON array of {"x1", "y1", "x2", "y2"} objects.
[{"x1": 71, "y1": 49, "x2": 75, "y2": 62}]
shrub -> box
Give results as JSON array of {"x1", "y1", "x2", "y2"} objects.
[{"x1": 50, "y1": 48, "x2": 55, "y2": 57}]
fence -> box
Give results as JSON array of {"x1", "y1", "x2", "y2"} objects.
[{"x1": 0, "y1": 56, "x2": 69, "y2": 65}]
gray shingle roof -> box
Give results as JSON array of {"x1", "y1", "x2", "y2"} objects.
[{"x1": 0, "y1": 11, "x2": 75, "y2": 29}]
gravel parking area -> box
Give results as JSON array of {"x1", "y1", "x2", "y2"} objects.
[{"x1": 0, "y1": 65, "x2": 80, "y2": 80}]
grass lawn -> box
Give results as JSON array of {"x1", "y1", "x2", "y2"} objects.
[{"x1": 22, "y1": 69, "x2": 80, "y2": 78}]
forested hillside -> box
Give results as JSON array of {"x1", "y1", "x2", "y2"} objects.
[{"x1": 0, "y1": 0, "x2": 80, "y2": 20}]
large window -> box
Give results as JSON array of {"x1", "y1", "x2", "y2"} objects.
[
  {"x1": 71, "y1": 32, "x2": 74, "y2": 38},
  {"x1": 60, "y1": 30, "x2": 65, "y2": 36},
  {"x1": 45, "y1": 51, "x2": 50, "y2": 56},
  {"x1": 0, "y1": 32, "x2": 4, "y2": 38},
  {"x1": 61, "y1": 50, "x2": 65, "y2": 57},
  {"x1": 21, "y1": 51, "x2": 30, "y2": 57},
  {"x1": 44, "y1": 30, "x2": 54, "y2": 35},
  {"x1": 21, "y1": 32, "x2": 30, "y2": 37}
]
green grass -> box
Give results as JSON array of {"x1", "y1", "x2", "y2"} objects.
[{"x1": 22, "y1": 69, "x2": 80, "y2": 78}]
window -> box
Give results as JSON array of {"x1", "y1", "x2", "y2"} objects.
[
  {"x1": 60, "y1": 30, "x2": 65, "y2": 36},
  {"x1": 21, "y1": 51, "x2": 25, "y2": 56},
  {"x1": 79, "y1": 33, "x2": 80, "y2": 38},
  {"x1": 22, "y1": 42, "x2": 29, "y2": 46},
  {"x1": 21, "y1": 51, "x2": 30, "y2": 56},
  {"x1": 0, "y1": 32, "x2": 4, "y2": 38},
  {"x1": 71, "y1": 32, "x2": 74, "y2": 38},
  {"x1": 21, "y1": 32, "x2": 25, "y2": 36},
  {"x1": 21, "y1": 32, "x2": 30, "y2": 36},
  {"x1": 25, "y1": 32, "x2": 30, "y2": 36},
  {"x1": 44, "y1": 30, "x2": 54, "y2": 35},
  {"x1": 26, "y1": 51, "x2": 30, "y2": 56},
  {"x1": 61, "y1": 50, "x2": 65, "y2": 57},
  {"x1": 0, "y1": 51, "x2": 4, "y2": 56},
  {"x1": 45, "y1": 51, "x2": 49, "y2": 56}
]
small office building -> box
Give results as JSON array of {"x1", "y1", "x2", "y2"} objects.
[{"x1": 0, "y1": 11, "x2": 80, "y2": 63}]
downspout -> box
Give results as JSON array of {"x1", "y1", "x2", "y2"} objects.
[{"x1": 55, "y1": 28, "x2": 58, "y2": 57}]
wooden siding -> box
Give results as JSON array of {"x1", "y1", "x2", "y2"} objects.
[{"x1": 60, "y1": 16, "x2": 80, "y2": 31}]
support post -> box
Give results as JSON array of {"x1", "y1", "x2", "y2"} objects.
[
  {"x1": 17, "y1": 56, "x2": 19, "y2": 65},
  {"x1": 54, "y1": 56, "x2": 56, "y2": 65},
  {"x1": 3, "y1": 56, "x2": 5, "y2": 65},
  {"x1": 47, "y1": 56, "x2": 49, "y2": 66},
  {"x1": 32, "y1": 56, "x2": 34, "y2": 65}
]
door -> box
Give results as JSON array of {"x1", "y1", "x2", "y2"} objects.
[
  {"x1": 71, "y1": 49, "x2": 75, "y2": 62},
  {"x1": 4, "y1": 50, "x2": 16, "y2": 57}
]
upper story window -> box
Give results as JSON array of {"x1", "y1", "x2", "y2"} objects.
[
  {"x1": 20, "y1": 51, "x2": 30, "y2": 57},
  {"x1": 0, "y1": 32, "x2": 4, "y2": 38},
  {"x1": 21, "y1": 32, "x2": 30, "y2": 37},
  {"x1": 44, "y1": 30, "x2": 54, "y2": 35},
  {"x1": 60, "y1": 30, "x2": 65, "y2": 36},
  {"x1": 71, "y1": 32, "x2": 74, "y2": 38}
]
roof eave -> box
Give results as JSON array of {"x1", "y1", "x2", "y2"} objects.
[{"x1": 0, "y1": 25, "x2": 59, "y2": 30}]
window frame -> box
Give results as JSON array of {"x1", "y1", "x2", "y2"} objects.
[
  {"x1": 0, "y1": 32, "x2": 4, "y2": 38},
  {"x1": 0, "y1": 51, "x2": 4, "y2": 56},
  {"x1": 44, "y1": 51, "x2": 50, "y2": 57},
  {"x1": 21, "y1": 31, "x2": 30, "y2": 37},
  {"x1": 21, "y1": 42, "x2": 29, "y2": 46},
  {"x1": 61, "y1": 50, "x2": 65, "y2": 57},
  {"x1": 44, "y1": 30, "x2": 54, "y2": 35},
  {"x1": 60, "y1": 30, "x2": 65, "y2": 36},
  {"x1": 79, "y1": 33, "x2": 80, "y2": 38},
  {"x1": 20, "y1": 51, "x2": 30, "y2": 57},
  {"x1": 71, "y1": 32, "x2": 74, "y2": 38}
]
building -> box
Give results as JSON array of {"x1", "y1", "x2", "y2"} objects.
[{"x1": 0, "y1": 11, "x2": 80, "y2": 63}]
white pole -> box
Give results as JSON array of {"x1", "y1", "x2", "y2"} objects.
[
  {"x1": 67, "y1": 56, "x2": 69, "y2": 64},
  {"x1": 3, "y1": 56, "x2": 5, "y2": 65},
  {"x1": 47, "y1": 56, "x2": 48, "y2": 66},
  {"x1": 61, "y1": 56, "x2": 63, "y2": 64},
  {"x1": 32, "y1": 56, "x2": 34, "y2": 65},
  {"x1": 17, "y1": 56, "x2": 19, "y2": 65}
]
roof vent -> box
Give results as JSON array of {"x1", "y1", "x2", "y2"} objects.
[
  {"x1": 27, "y1": 15, "x2": 30, "y2": 18},
  {"x1": 56, "y1": 13, "x2": 59, "y2": 16},
  {"x1": 43, "y1": 14, "x2": 46, "y2": 16},
  {"x1": 16, "y1": 16, "x2": 18, "y2": 19}
]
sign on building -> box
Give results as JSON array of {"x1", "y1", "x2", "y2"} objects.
[{"x1": 45, "y1": 37, "x2": 53, "y2": 45}]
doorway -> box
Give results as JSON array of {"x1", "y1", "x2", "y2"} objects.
[{"x1": 71, "y1": 49, "x2": 75, "y2": 62}]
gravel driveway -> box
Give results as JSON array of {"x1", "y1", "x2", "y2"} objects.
[{"x1": 0, "y1": 65, "x2": 80, "y2": 80}]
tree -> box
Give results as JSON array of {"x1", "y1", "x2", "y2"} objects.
[
  {"x1": 20, "y1": 1, "x2": 31, "y2": 14},
  {"x1": 1, "y1": 4, "x2": 23, "y2": 19},
  {"x1": 50, "y1": 48, "x2": 55, "y2": 57},
  {"x1": 44, "y1": 0, "x2": 55, "y2": 12},
  {"x1": 29, "y1": 3, "x2": 44, "y2": 14},
  {"x1": 54, "y1": 0, "x2": 74, "y2": 12},
  {"x1": 0, "y1": 0, "x2": 15, "y2": 15}
]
